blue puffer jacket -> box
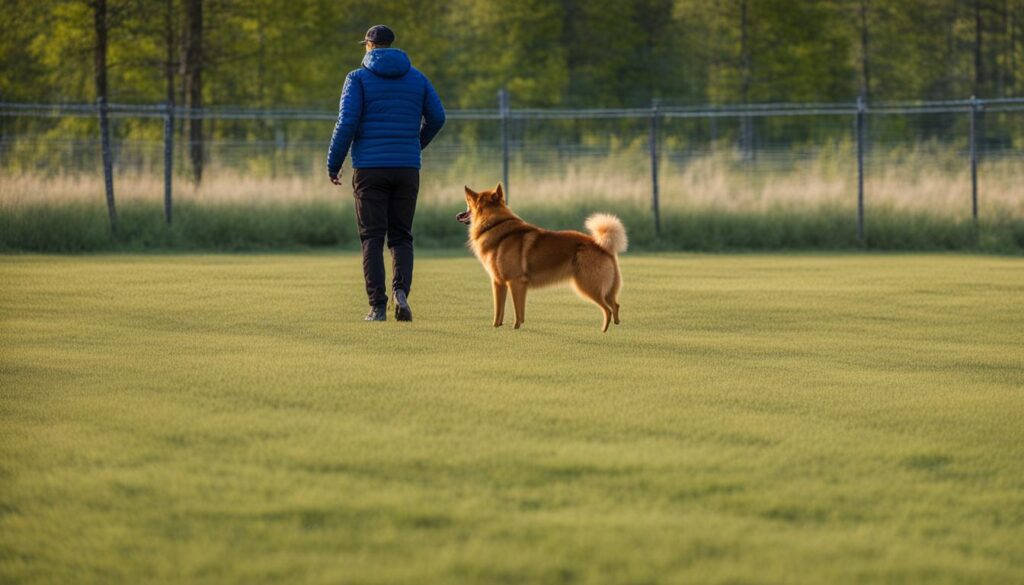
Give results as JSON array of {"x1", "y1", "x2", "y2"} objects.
[{"x1": 327, "y1": 49, "x2": 446, "y2": 175}]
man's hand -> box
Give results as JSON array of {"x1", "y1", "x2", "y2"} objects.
[{"x1": 330, "y1": 170, "x2": 343, "y2": 186}]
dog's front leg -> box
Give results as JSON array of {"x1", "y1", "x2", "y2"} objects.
[{"x1": 492, "y1": 281, "x2": 508, "y2": 327}]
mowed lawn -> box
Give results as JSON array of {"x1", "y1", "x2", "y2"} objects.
[{"x1": 1, "y1": 253, "x2": 1023, "y2": 584}]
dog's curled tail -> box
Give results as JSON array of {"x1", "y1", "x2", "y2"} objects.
[{"x1": 585, "y1": 213, "x2": 628, "y2": 255}]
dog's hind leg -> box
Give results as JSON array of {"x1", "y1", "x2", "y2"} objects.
[
  {"x1": 492, "y1": 280, "x2": 508, "y2": 327},
  {"x1": 606, "y1": 267, "x2": 622, "y2": 325},
  {"x1": 573, "y1": 274, "x2": 615, "y2": 333},
  {"x1": 509, "y1": 280, "x2": 528, "y2": 329},
  {"x1": 604, "y1": 292, "x2": 620, "y2": 326},
  {"x1": 599, "y1": 303, "x2": 613, "y2": 332}
]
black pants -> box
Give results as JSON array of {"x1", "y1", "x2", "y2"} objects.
[{"x1": 352, "y1": 168, "x2": 420, "y2": 307}]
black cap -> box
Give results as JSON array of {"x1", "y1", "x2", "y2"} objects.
[{"x1": 359, "y1": 25, "x2": 395, "y2": 46}]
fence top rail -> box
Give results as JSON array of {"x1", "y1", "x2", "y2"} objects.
[{"x1": 2, "y1": 97, "x2": 1024, "y2": 121}]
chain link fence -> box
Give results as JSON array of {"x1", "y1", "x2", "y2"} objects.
[{"x1": 2, "y1": 96, "x2": 1023, "y2": 241}]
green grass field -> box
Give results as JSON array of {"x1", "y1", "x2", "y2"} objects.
[{"x1": 2, "y1": 253, "x2": 1023, "y2": 584}]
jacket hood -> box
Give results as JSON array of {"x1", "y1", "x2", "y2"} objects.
[{"x1": 362, "y1": 49, "x2": 411, "y2": 78}]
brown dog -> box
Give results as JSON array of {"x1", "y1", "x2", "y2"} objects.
[{"x1": 457, "y1": 184, "x2": 627, "y2": 332}]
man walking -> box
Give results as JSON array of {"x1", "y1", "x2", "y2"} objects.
[{"x1": 328, "y1": 25, "x2": 446, "y2": 321}]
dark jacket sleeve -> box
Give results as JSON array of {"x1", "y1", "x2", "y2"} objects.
[
  {"x1": 419, "y1": 75, "x2": 446, "y2": 150},
  {"x1": 327, "y1": 71, "x2": 363, "y2": 177}
]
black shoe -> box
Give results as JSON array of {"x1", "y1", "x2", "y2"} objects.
[
  {"x1": 364, "y1": 304, "x2": 387, "y2": 321},
  {"x1": 394, "y1": 289, "x2": 413, "y2": 322}
]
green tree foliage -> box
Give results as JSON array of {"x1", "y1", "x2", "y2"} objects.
[{"x1": 2, "y1": 0, "x2": 1023, "y2": 108}]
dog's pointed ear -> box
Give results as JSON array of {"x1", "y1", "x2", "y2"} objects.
[
  {"x1": 464, "y1": 185, "x2": 477, "y2": 198},
  {"x1": 493, "y1": 183, "x2": 505, "y2": 204}
]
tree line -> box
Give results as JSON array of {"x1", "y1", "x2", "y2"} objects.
[{"x1": 4, "y1": 0, "x2": 1023, "y2": 109}]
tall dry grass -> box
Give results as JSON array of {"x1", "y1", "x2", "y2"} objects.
[{"x1": 3, "y1": 148, "x2": 1021, "y2": 218}]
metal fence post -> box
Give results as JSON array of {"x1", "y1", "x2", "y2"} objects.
[
  {"x1": 97, "y1": 96, "x2": 118, "y2": 234},
  {"x1": 856, "y1": 95, "x2": 866, "y2": 244},
  {"x1": 650, "y1": 98, "x2": 661, "y2": 238},
  {"x1": 163, "y1": 101, "x2": 173, "y2": 225},
  {"x1": 498, "y1": 88, "x2": 510, "y2": 203},
  {"x1": 969, "y1": 96, "x2": 979, "y2": 227},
  {"x1": 740, "y1": 113, "x2": 753, "y2": 161}
]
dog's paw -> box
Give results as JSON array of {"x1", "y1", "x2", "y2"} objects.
[{"x1": 493, "y1": 321, "x2": 503, "y2": 328}]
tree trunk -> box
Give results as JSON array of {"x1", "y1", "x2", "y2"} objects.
[
  {"x1": 93, "y1": 0, "x2": 117, "y2": 234},
  {"x1": 166, "y1": 0, "x2": 175, "y2": 106},
  {"x1": 164, "y1": 0, "x2": 176, "y2": 224},
  {"x1": 183, "y1": 0, "x2": 203, "y2": 184},
  {"x1": 859, "y1": 0, "x2": 871, "y2": 99},
  {"x1": 997, "y1": 0, "x2": 1007, "y2": 96},
  {"x1": 1010, "y1": 0, "x2": 1017, "y2": 95},
  {"x1": 739, "y1": 0, "x2": 753, "y2": 159},
  {"x1": 257, "y1": 5, "x2": 266, "y2": 107},
  {"x1": 975, "y1": 0, "x2": 984, "y2": 96},
  {"x1": 944, "y1": 2, "x2": 958, "y2": 99},
  {"x1": 739, "y1": 0, "x2": 750, "y2": 102}
]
